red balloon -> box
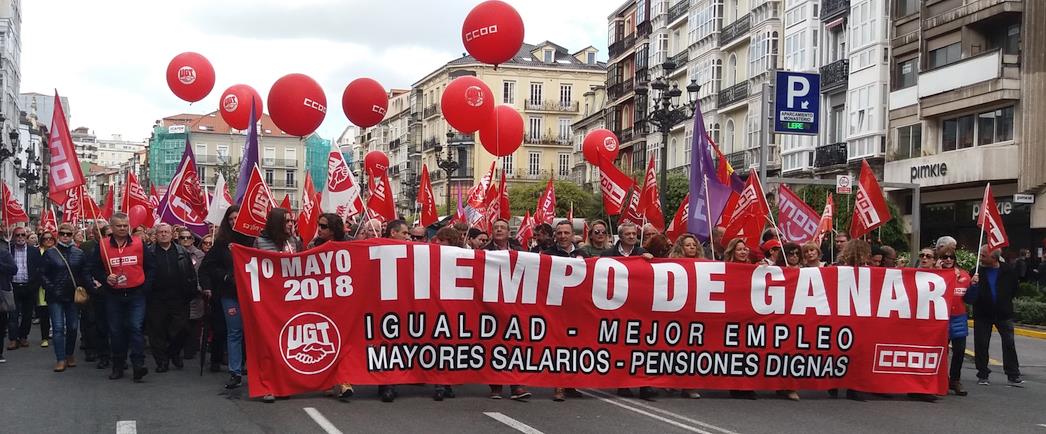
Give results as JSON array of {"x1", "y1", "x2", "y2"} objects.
[
  {"x1": 364, "y1": 151, "x2": 390, "y2": 177},
  {"x1": 128, "y1": 205, "x2": 148, "y2": 229},
  {"x1": 166, "y1": 52, "x2": 216, "y2": 103},
  {"x1": 342, "y1": 78, "x2": 388, "y2": 128},
  {"x1": 462, "y1": 0, "x2": 525, "y2": 65},
  {"x1": 267, "y1": 73, "x2": 327, "y2": 137},
  {"x1": 218, "y1": 84, "x2": 263, "y2": 130},
  {"x1": 479, "y1": 105, "x2": 524, "y2": 157},
  {"x1": 583, "y1": 129, "x2": 621, "y2": 165},
  {"x1": 441, "y1": 76, "x2": 495, "y2": 133}
]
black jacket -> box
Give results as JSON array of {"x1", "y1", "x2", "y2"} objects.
[
  {"x1": 966, "y1": 263, "x2": 1019, "y2": 320},
  {"x1": 482, "y1": 238, "x2": 523, "y2": 251},
  {"x1": 199, "y1": 240, "x2": 238, "y2": 300},
  {"x1": 600, "y1": 242, "x2": 648, "y2": 258},
  {"x1": 543, "y1": 244, "x2": 590, "y2": 258},
  {"x1": 0, "y1": 247, "x2": 16, "y2": 293},
  {"x1": 87, "y1": 235, "x2": 155, "y2": 296},
  {"x1": 9, "y1": 242, "x2": 43, "y2": 291},
  {"x1": 149, "y1": 243, "x2": 199, "y2": 302},
  {"x1": 41, "y1": 244, "x2": 91, "y2": 303}
]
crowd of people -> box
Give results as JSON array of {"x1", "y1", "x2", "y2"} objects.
[{"x1": 0, "y1": 207, "x2": 1028, "y2": 405}]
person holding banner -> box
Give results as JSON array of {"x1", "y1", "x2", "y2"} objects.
[
  {"x1": 601, "y1": 223, "x2": 656, "y2": 399},
  {"x1": 967, "y1": 246, "x2": 1024, "y2": 387},
  {"x1": 466, "y1": 228, "x2": 488, "y2": 250},
  {"x1": 777, "y1": 242, "x2": 802, "y2": 268},
  {"x1": 199, "y1": 206, "x2": 254, "y2": 390},
  {"x1": 482, "y1": 218, "x2": 531, "y2": 401},
  {"x1": 723, "y1": 238, "x2": 751, "y2": 264},
  {"x1": 542, "y1": 221, "x2": 589, "y2": 402},
  {"x1": 669, "y1": 234, "x2": 704, "y2": 260},
  {"x1": 42, "y1": 223, "x2": 92, "y2": 372},
  {"x1": 918, "y1": 248, "x2": 937, "y2": 269},
  {"x1": 800, "y1": 242, "x2": 823, "y2": 268},
  {"x1": 90, "y1": 213, "x2": 155, "y2": 383},
  {"x1": 529, "y1": 224, "x2": 554, "y2": 253},
  {"x1": 579, "y1": 220, "x2": 612, "y2": 257},
  {"x1": 936, "y1": 245, "x2": 970, "y2": 397}
]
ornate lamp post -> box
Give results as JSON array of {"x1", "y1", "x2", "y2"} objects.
[
  {"x1": 635, "y1": 60, "x2": 701, "y2": 212},
  {"x1": 432, "y1": 130, "x2": 460, "y2": 214}
]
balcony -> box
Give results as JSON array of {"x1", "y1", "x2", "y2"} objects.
[
  {"x1": 821, "y1": 0, "x2": 850, "y2": 22},
  {"x1": 619, "y1": 127, "x2": 634, "y2": 143},
  {"x1": 668, "y1": 0, "x2": 689, "y2": 24},
  {"x1": 917, "y1": 50, "x2": 1019, "y2": 117},
  {"x1": 261, "y1": 158, "x2": 298, "y2": 168},
  {"x1": 819, "y1": 59, "x2": 849, "y2": 93},
  {"x1": 524, "y1": 99, "x2": 580, "y2": 113},
  {"x1": 717, "y1": 82, "x2": 749, "y2": 109},
  {"x1": 429, "y1": 165, "x2": 475, "y2": 181},
  {"x1": 923, "y1": 0, "x2": 1023, "y2": 33},
  {"x1": 525, "y1": 133, "x2": 572, "y2": 146},
  {"x1": 270, "y1": 179, "x2": 299, "y2": 189},
  {"x1": 637, "y1": 21, "x2": 652, "y2": 39},
  {"x1": 608, "y1": 34, "x2": 636, "y2": 59},
  {"x1": 814, "y1": 142, "x2": 848, "y2": 168},
  {"x1": 446, "y1": 132, "x2": 475, "y2": 143},
  {"x1": 621, "y1": 79, "x2": 635, "y2": 95},
  {"x1": 423, "y1": 103, "x2": 440, "y2": 119},
  {"x1": 720, "y1": 14, "x2": 751, "y2": 48},
  {"x1": 195, "y1": 154, "x2": 230, "y2": 165},
  {"x1": 507, "y1": 168, "x2": 555, "y2": 180},
  {"x1": 667, "y1": 50, "x2": 689, "y2": 70},
  {"x1": 422, "y1": 136, "x2": 440, "y2": 151},
  {"x1": 726, "y1": 151, "x2": 746, "y2": 170}
]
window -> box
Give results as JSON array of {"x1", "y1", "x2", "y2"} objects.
[
  {"x1": 529, "y1": 152, "x2": 541, "y2": 176},
  {"x1": 988, "y1": 24, "x2": 1020, "y2": 55},
  {"x1": 848, "y1": 84, "x2": 876, "y2": 135},
  {"x1": 749, "y1": 30, "x2": 779, "y2": 77},
  {"x1": 895, "y1": 0, "x2": 918, "y2": 17},
  {"x1": 692, "y1": 0, "x2": 723, "y2": 44},
  {"x1": 528, "y1": 116, "x2": 542, "y2": 141},
  {"x1": 745, "y1": 110, "x2": 761, "y2": 149},
  {"x1": 284, "y1": 148, "x2": 296, "y2": 164},
  {"x1": 263, "y1": 147, "x2": 276, "y2": 165},
  {"x1": 264, "y1": 169, "x2": 274, "y2": 185},
  {"x1": 697, "y1": 57, "x2": 722, "y2": 98},
  {"x1": 503, "y1": 81, "x2": 516, "y2": 104},
  {"x1": 558, "y1": 118, "x2": 571, "y2": 141},
  {"x1": 587, "y1": 52, "x2": 596, "y2": 64},
  {"x1": 504, "y1": 154, "x2": 514, "y2": 174},
  {"x1": 637, "y1": 0, "x2": 647, "y2": 23},
  {"x1": 195, "y1": 144, "x2": 207, "y2": 160},
  {"x1": 785, "y1": 31, "x2": 806, "y2": 70},
  {"x1": 529, "y1": 82, "x2": 543, "y2": 104},
  {"x1": 850, "y1": 0, "x2": 878, "y2": 50},
  {"x1": 198, "y1": 166, "x2": 207, "y2": 184},
  {"x1": 558, "y1": 153, "x2": 570, "y2": 177},
  {"x1": 829, "y1": 105, "x2": 845, "y2": 143},
  {"x1": 216, "y1": 145, "x2": 230, "y2": 162},
  {"x1": 977, "y1": 106, "x2": 1015, "y2": 146},
  {"x1": 654, "y1": 33, "x2": 669, "y2": 65},
  {"x1": 724, "y1": 119, "x2": 735, "y2": 150},
  {"x1": 894, "y1": 124, "x2": 922, "y2": 159},
  {"x1": 684, "y1": 128, "x2": 693, "y2": 166},
  {"x1": 941, "y1": 115, "x2": 974, "y2": 152},
  {"x1": 285, "y1": 170, "x2": 295, "y2": 186},
  {"x1": 894, "y1": 58, "x2": 917, "y2": 89},
  {"x1": 727, "y1": 53, "x2": 737, "y2": 86},
  {"x1": 543, "y1": 49, "x2": 554, "y2": 63},
  {"x1": 928, "y1": 43, "x2": 961, "y2": 69},
  {"x1": 559, "y1": 84, "x2": 572, "y2": 106}
]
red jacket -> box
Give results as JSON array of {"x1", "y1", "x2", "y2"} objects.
[{"x1": 949, "y1": 268, "x2": 971, "y2": 317}]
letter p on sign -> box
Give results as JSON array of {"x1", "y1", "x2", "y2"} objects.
[{"x1": 787, "y1": 76, "x2": 810, "y2": 108}]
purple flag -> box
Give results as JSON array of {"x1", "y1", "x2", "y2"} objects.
[
  {"x1": 687, "y1": 102, "x2": 731, "y2": 241},
  {"x1": 234, "y1": 101, "x2": 259, "y2": 203},
  {"x1": 157, "y1": 137, "x2": 210, "y2": 236}
]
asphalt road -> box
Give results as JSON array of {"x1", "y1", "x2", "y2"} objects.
[{"x1": 1, "y1": 332, "x2": 1045, "y2": 434}]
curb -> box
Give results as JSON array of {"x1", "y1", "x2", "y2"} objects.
[{"x1": 966, "y1": 320, "x2": 1046, "y2": 340}]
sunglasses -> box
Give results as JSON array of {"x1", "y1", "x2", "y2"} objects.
[
  {"x1": 178, "y1": 236, "x2": 194, "y2": 240},
  {"x1": 940, "y1": 255, "x2": 956, "y2": 260},
  {"x1": 919, "y1": 253, "x2": 934, "y2": 258},
  {"x1": 318, "y1": 223, "x2": 329, "y2": 229},
  {"x1": 592, "y1": 230, "x2": 607, "y2": 235},
  {"x1": 14, "y1": 233, "x2": 26, "y2": 238},
  {"x1": 411, "y1": 235, "x2": 425, "y2": 240},
  {"x1": 786, "y1": 251, "x2": 800, "y2": 256},
  {"x1": 59, "y1": 231, "x2": 74, "y2": 237}
]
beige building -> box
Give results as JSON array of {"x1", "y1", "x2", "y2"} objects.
[
  {"x1": 354, "y1": 89, "x2": 414, "y2": 215},
  {"x1": 571, "y1": 84, "x2": 608, "y2": 192},
  {"x1": 412, "y1": 42, "x2": 606, "y2": 211}
]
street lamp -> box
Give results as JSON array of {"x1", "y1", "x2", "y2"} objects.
[
  {"x1": 433, "y1": 130, "x2": 460, "y2": 214},
  {"x1": 637, "y1": 60, "x2": 701, "y2": 213}
]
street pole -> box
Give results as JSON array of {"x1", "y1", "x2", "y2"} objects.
[{"x1": 760, "y1": 81, "x2": 773, "y2": 182}]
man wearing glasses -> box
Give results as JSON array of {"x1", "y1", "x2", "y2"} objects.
[
  {"x1": 146, "y1": 224, "x2": 199, "y2": 373},
  {"x1": 7, "y1": 226, "x2": 43, "y2": 351},
  {"x1": 89, "y1": 212, "x2": 155, "y2": 383}
]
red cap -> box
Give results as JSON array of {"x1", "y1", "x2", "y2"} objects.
[{"x1": 761, "y1": 239, "x2": 782, "y2": 251}]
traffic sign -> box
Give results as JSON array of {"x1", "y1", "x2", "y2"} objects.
[
  {"x1": 1014, "y1": 193, "x2": 1035, "y2": 204},
  {"x1": 774, "y1": 71, "x2": 820, "y2": 135},
  {"x1": 836, "y1": 175, "x2": 852, "y2": 194}
]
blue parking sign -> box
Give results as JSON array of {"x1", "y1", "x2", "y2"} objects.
[{"x1": 773, "y1": 71, "x2": 820, "y2": 135}]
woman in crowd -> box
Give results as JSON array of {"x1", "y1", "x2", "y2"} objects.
[
  {"x1": 200, "y1": 234, "x2": 213, "y2": 253},
  {"x1": 306, "y1": 213, "x2": 355, "y2": 402},
  {"x1": 937, "y1": 245, "x2": 970, "y2": 397},
  {"x1": 643, "y1": 234, "x2": 672, "y2": 259},
  {"x1": 918, "y1": 247, "x2": 937, "y2": 269},
  {"x1": 579, "y1": 220, "x2": 613, "y2": 257},
  {"x1": 199, "y1": 206, "x2": 257, "y2": 398},
  {"x1": 760, "y1": 239, "x2": 782, "y2": 266},
  {"x1": 724, "y1": 238, "x2": 751, "y2": 264},
  {"x1": 800, "y1": 242, "x2": 824, "y2": 267},
  {"x1": 432, "y1": 226, "x2": 461, "y2": 246},
  {"x1": 40, "y1": 223, "x2": 90, "y2": 372},
  {"x1": 669, "y1": 234, "x2": 704, "y2": 260},
  {"x1": 179, "y1": 229, "x2": 206, "y2": 362},
  {"x1": 831, "y1": 238, "x2": 872, "y2": 401},
  {"x1": 36, "y1": 231, "x2": 55, "y2": 348},
  {"x1": 777, "y1": 242, "x2": 802, "y2": 268}
]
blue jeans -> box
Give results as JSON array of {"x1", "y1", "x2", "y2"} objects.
[
  {"x1": 106, "y1": 292, "x2": 147, "y2": 368},
  {"x1": 221, "y1": 297, "x2": 244, "y2": 376},
  {"x1": 49, "y1": 301, "x2": 79, "y2": 362}
]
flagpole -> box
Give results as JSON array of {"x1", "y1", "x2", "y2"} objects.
[
  {"x1": 703, "y1": 177, "x2": 715, "y2": 261},
  {"x1": 973, "y1": 183, "x2": 990, "y2": 276},
  {"x1": 828, "y1": 192, "x2": 835, "y2": 262}
]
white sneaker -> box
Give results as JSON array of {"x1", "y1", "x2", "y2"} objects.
[{"x1": 0, "y1": 356, "x2": 7, "y2": 363}]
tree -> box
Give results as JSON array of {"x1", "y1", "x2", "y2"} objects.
[
  {"x1": 215, "y1": 157, "x2": 240, "y2": 199},
  {"x1": 506, "y1": 179, "x2": 600, "y2": 218}
]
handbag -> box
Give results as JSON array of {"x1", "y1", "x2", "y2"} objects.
[
  {"x1": 0, "y1": 288, "x2": 14, "y2": 312},
  {"x1": 56, "y1": 248, "x2": 89, "y2": 305}
]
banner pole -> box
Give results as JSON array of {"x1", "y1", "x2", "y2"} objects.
[
  {"x1": 973, "y1": 183, "x2": 989, "y2": 276},
  {"x1": 703, "y1": 177, "x2": 715, "y2": 260}
]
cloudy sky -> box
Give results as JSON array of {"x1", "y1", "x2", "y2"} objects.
[{"x1": 21, "y1": 0, "x2": 614, "y2": 143}]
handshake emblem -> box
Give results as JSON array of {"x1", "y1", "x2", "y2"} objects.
[{"x1": 280, "y1": 313, "x2": 342, "y2": 374}]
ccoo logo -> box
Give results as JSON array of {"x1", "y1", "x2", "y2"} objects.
[
  {"x1": 303, "y1": 98, "x2": 327, "y2": 114},
  {"x1": 178, "y1": 66, "x2": 197, "y2": 85},
  {"x1": 222, "y1": 94, "x2": 239, "y2": 112},
  {"x1": 464, "y1": 25, "x2": 499, "y2": 42},
  {"x1": 280, "y1": 312, "x2": 341, "y2": 375}
]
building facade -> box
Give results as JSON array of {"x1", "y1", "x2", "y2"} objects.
[
  {"x1": 571, "y1": 84, "x2": 608, "y2": 192},
  {"x1": 353, "y1": 89, "x2": 415, "y2": 215},
  {"x1": 884, "y1": 0, "x2": 1045, "y2": 251},
  {"x1": 0, "y1": 0, "x2": 21, "y2": 201}
]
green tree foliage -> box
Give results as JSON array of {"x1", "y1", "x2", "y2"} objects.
[{"x1": 507, "y1": 180, "x2": 600, "y2": 218}]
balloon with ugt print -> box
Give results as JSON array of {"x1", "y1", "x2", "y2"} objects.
[
  {"x1": 582, "y1": 128, "x2": 621, "y2": 165},
  {"x1": 128, "y1": 205, "x2": 149, "y2": 229},
  {"x1": 342, "y1": 78, "x2": 388, "y2": 128},
  {"x1": 364, "y1": 150, "x2": 390, "y2": 178},
  {"x1": 479, "y1": 105, "x2": 524, "y2": 157},
  {"x1": 461, "y1": 0, "x2": 525, "y2": 66},
  {"x1": 166, "y1": 52, "x2": 216, "y2": 103},
  {"x1": 267, "y1": 73, "x2": 327, "y2": 137},
  {"x1": 441, "y1": 76, "x2": 495, "y2": 133},
  {"x1": 218, "y1": 84, "x2": 263, "y2": 130}
]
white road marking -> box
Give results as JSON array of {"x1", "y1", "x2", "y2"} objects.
[
  {"x1": 484, "y1": 412, "x2": 545, "y2": 434},
  {"x1": 580, "y1": 389, "x2": 739, "y2": 434},
  {"x1": 577, "y1": 390, "x2": 715, "y2": 434},
  {"x1": 304, "y1": 407, "x2": 343, "y2": 434},
  {"x1": 116, "y1": 420, "x2": 137, "y2": 434}
]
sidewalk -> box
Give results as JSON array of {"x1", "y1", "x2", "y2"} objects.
[{"x1": 966, "y1": 320, "x2": 1046, "y2": 340}]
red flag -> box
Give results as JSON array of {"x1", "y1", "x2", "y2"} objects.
[
  {"x1": 776, "y1": 185, "x2": 821, "y2": 244},
  {"x1": 298, "y1": 172, "x2": 320, "y2": 247},
  {"x1": 815, "y1": 194, "x2": 834, "y2": 245},
  {"x1": 47, "y1": 92, "x2": 85, "y2": 204},
  {"x1": 366, "y1": 173, "x2": 396, "y2": 222},
  {"x1": 61, "y1": 185, "x2": 84, "y2": 225},
  {"x1": 233, "y1": 165, "x2": 276, "y2": 236},
  {"x1": 713, "y1": 142, "x2": 732, "y2": 185},
  {"x1": 452, "y1": 188, "x2": 467, "y2": 225},
  {"x1": 322, "y1": 148, "x2": 364, "y2": 219},
  {"x1": 516, "y1": 210, "x2": 534, "y2": 248},
  {"x1": 82, "y1": 193, "x2": 105, "y2": 219},
  {"x1": 467, "y1": 161, "x2": 496, "y2": 209},
  {"x1": 279, "y1": 195, "x2": 292, "y2": 211},
  {"x1": 620, "y1": 188, "x2": 644, "y2": 227},
  {"x1": 567, "y1": 202, "x2": 574, "y2": 222},
  {"x1": 533, "y1": 178, "x2": 556, "y2": 225},
  {"x1": 722, "y1": 169, "x2": 770, "y2": 248},
  {"x1": 484, "y1": 171, "x2": 509, "y2": 230},
  {"x1": 977, "y1": 184, "x2": 1010, "y2": 250},
  {"x1": 1, "y1": 182, "x2": 29, "y2": 224},
  {"x1": 416, "y1": 165, "x2": 438, "y2": 228},
  {"x1": 597, "y1": 155, "x2": 636, "y2": 216},
  {"x1": 849, "y1": 160, "x2": 892, "y2": 239},
  {"x1": 635, "y1": 158, "x2": 665, "y2": 231},
  {"x1": 101, "y1": 186, "x2": 115, "y2": 220},
  {"x1": 122, "y1": 172, "x2": 151, "y2": 213},
  {"x1": 665, "y1": 194, "x2": 689, "y2": 242},
  {"x1": 498, "y1": 170, "x2": 510, "y2": 220},
  {"x1": 39, "y1": 206, "x2": 57, "y2": 236}
]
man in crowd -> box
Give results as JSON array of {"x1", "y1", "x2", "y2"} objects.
[
  {"x1": 529, "y1": 223, "x2": 554, "y2": 253},
  {"x1": 826, "y1": 232, "x2": 850, "y2": 264},
  {"x1": 601, "y1": 222, "x2": 655, "y2": 399},
  {"x1": 409, "y1": 225, "x2": 428, "y2": 242},
  {"x1": 880, "y1": 246, "x2": 898, "y2": 267},
  {"x1": 466, "y1": 228, "x2": 489, "y2": 249},
  {"x1": 482, "y1": 218, "x2": 530, "y2": 401},
  {"x1": 7, "y1": 226, "x2": 42, "y2": 351},
  {"x1": 543, "y1": 220, "x2": 587, "y2": 402},
  {"x1": 968, "y1": 246, "x2": 1023, "y2": 387},
  {"x1": 147, "y1": 224, "x2": 198, "y2": 373},
  {"x1": 384, "y1": 220, "x2": 411, "y2": 242},
  {"x1": 642, "y1": 223, "x2": 659, "y2": 243},
  {"x1": 89, "y1": 212, "x2": 154, "y2": 383}
]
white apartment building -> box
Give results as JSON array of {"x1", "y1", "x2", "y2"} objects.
[
  {"x1": 779, "y1": 0, "x2": 821, "y2": 174},
  {"x1": 354, "y1": 89, "x2": 413, "y2": 215},
  {"x1": 96, "y1": 134, "x2": 146, "y2": 169}
]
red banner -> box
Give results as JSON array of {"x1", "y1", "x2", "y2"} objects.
[
  {"x1": 533, "y1": 178, "x2": 556, "y2": 225},
  {"x1": 777, "y1": 185, "x2": 820, "y2": 244},
  {"x1": 597, "y1": 155, "x2": 635, "y2": 216},
  {"x1": 233, "y1": 165, "x2": 275, "y2": 236},
  {"x1": 850, "y1": 160, "x2": 891, "y2": 239},
  {"x1": 232, "y1": 239, "x2": 954, "y2": 398},
  {"x1": 2, "y1": 182, "x2": 29, "y2": 224},
  {"x1": 978, "y1": 184, "x2": 1009, "y2": 250},
  {"x1": 416, "y1": 165, "x2": 438, "y2": 228},
  {"x1": 48, "y1": 92, "x2": 85, "y2": 204},
  {"x1": 298, "y1": 173, "x2": 320, "y2": 247}
]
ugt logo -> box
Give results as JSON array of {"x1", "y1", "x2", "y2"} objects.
[
  {"x1": 178, "y1": 66, "x2": 197, "y2": 85},
  {"x1": 280, "y1": 312, "x2": 341, "y2": 375},
  {"x1": 223, "y1": 94, "x2": 239, "y2": 112}
]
